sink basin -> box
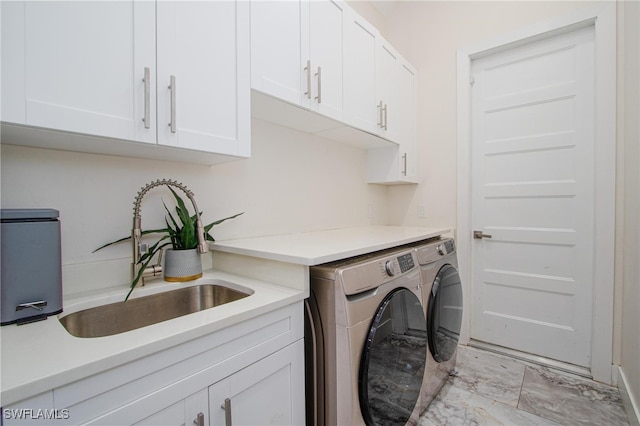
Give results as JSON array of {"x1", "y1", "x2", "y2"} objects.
[{"x1": 60, "y1": 284, "x2": 251, "y2": 338}]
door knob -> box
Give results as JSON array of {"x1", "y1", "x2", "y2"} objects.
[{"x1": 473, "y1": 230, "x2": 492, "y2": 239}]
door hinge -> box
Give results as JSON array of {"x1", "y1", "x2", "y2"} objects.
[{"x1": 470, "y1": 75, "x2": 475, "y2": 86}]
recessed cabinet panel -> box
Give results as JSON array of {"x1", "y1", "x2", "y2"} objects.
[
  {"x1": 4, "y1": 1, "x2": 156, "y2": 144},
  {"x1": 396, "y1": 62, "x2": 418, "y2": 182},
  {"x1": 209, "y1": 340, "x2": 304, "y2": 426},
  {"x1": 157, "y1": 1, "x2": 250, "y2": 156},
  {"x1": 308, "y1": 0, "x2": 345, "y2": 122},
  {"x1": 376, "y1": 39, "x2": 398, "y2": 141},
  {"x1": 343, "y1": 9, "x2": 378, "y2": 134},
  {"x1": 250, "y1": 1, "x2": 308, "y2": 106}
]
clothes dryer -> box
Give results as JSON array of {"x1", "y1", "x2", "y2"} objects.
[
  {"x1": 412, "y1": 238, "x2": 463, "y2": 410},
  {"x1": 305, "y1": 246, "x2": 428, "y2": 426}
]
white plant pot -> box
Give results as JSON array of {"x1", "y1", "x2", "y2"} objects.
[{"x1": 164, "y1": 248, "x2": 203, "y2": 282}]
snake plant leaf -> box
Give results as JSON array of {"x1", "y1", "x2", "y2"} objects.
[
  {"x1": 167, "y1": 186, "x2": 197, "y2": 250},
  {"x1": 92, "y1": 227, "x2": 171, "y2": 253},
  {"x1": 203, "y1": 212, "x2": 244, "y2": 241},
  {"x1": 138, "y1": 236, "x2": 171, "y2": 264}
]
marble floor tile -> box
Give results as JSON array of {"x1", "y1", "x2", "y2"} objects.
[
  {"x1": 452, "y1": 346, "x2": 526, "y2": 407},
  {"x1": 519, "y1": 365, "x2": 630, "y2": 426},
  {"x1": 419, "y1": 382, "x2": 561, "y2": 426}
]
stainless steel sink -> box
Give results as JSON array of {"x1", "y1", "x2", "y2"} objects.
[{"x1": 60, "y1": 284, "x2": 251, "y2": 338}]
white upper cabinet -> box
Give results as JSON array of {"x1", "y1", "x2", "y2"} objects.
[
  {"x1": 250, "y1": 1, "x2": 308, "y2": 107},
  {"x1": 250, "y1": 0, "x2": 419, "y2": 184},
  {"x1": 343, "y1": 8, "x2": 378, "y2": 134},
  {"x1": 395, "y1": 60, "x2": 419, "y2": 182},
  {"x1": 250, "y1": 0, "x2": 345, "y2": 122},
  {"x1": 1, "y1": 1, "x2": 155, "y2": 143},
  {"x1": 375, "y1": 37, "x2": 399, "y2": 142},
  {"x1": 343, "y1": 11, "x2": 403, "y2": 144},
  {"x1": 367, "y1": 52, "x2": 419, "y2": 184},
  {"x1": 1, "y1": 1, "x2": 250, "y2": 164},
  {"x1": 156, "y1": 2, "x2": 250, "y2": 157},
  {"x1": 307, "y1": 0, "x2": 345, "y2": 121}
]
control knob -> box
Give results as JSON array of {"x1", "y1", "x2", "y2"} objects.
[
  {"x1": 384, "y1": 260, "x2": 395, "y2": 277},
  {"x1": 436, "y1": 244, "x2": 447, "y2": 256}
]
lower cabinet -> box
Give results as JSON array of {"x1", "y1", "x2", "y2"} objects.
[
  {"x1": 2, "y1": 303, "x2": 304, "y2": 426},
  {"x1": 132, "y1": 341, "x2": 304, "y2": 426},
  {"x1": 209, "y1": 341, "x2": 304, "y2": 426},
  {"x1": 135, "y1": 389, "x2": 208, "y2": 426}
]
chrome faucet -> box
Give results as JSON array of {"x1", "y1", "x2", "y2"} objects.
[{"x1": 132, "y1": 179, "x2": 209, "y2": 285}]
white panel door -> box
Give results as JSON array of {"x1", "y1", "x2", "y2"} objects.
[
  {"x1": 395, "y1": 61, "x2": 418, "y2": 182},
  {"x1": 470, "y1": 26, "x2": 595, "y2": 367},
  {"x1": 11, "y1": 1, "x2": 155, "y2": 143},
  {"x1": 375, "y1": 38, "x2": 397, "y2": 142},
  {"x1": 343, "y1": 8, "x2": 378, "y2": 134},
  {"x1": 308, "y1": 0, "x2": 345, "y2": 122},
  {"x1": 209, "y1": 341, "x2": 304, "y2": 426},
  {"x1": 157, "y1": 1, "x2": 250, "y2": 156},
  {"x1": 250, "y1": 0, "x2": 308, "y2": 107}
]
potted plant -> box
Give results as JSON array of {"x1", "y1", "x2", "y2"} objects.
[{"x1": 95, "y1": 186, "x2": 242, "y2": 300}]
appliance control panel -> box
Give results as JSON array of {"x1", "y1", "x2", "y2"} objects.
[
  {"x1": 382, "y1": 252, "x2": 415, "y2": 277},
  {"x1": 396, "y1": 253, "x2": 415, "y2": 273}
]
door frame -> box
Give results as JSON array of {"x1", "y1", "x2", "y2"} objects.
[{"x1": 456, "y1": 2, "x2": 616, "y2": 384}]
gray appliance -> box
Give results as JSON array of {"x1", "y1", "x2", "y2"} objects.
[
  {"x1": 411, "y1": 237, "x2": 463, "y2": 411},
  {"x1": 1, "y1": 208, "x2": 63, "y2": 325},
  {"x1": 305, "y1": 245, "x2": 427, "y2": 426}
]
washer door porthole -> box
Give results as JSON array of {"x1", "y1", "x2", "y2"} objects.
[
  {"x1": 358, "y1": 288, "x2": 427, "y2": 426},
  {"x1": 427, "y1": 264, "x2": 463, "y2": 363}
]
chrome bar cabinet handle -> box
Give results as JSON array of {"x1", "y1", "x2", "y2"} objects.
[
  {"x1": 142, "y1": 67, "x2": 150, "y2": 129},
  {"x1": 315, "y1": 66, "x2": 322, "y2": 104},
  {"x1": 304, "y1": 60, "x2": 311, "y2": 99},
  {"x1": 383, "y1": 103, "x2": 388, "y2": 130},
  {"x1": 402, "y1": 153, "x2": 407, "y2": 176},
  {"x1": 193, "y1": 412, "x2": 204, "y2": 426},
  {"x1": 221, "y1": 398, "x2": 232, "y2": 426},
  {"x1": 169, "y1": 75, "x2": 176, "y2": 133}
]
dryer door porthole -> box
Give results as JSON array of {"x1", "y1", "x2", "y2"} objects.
[
  {"x1": 427, "y1": 264, "x2": 463, "y2": 363},
  {"x1": 358, "y1": 288, "x2": 427, "y2": 426}
]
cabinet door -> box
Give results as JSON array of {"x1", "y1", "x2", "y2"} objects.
[
  {"x1": 156, "y1": 1, "x2": 250, "y2": 157},
  {"x1": 1, "y1": 1, "x2": 156, "y2": 144},
  {"x1": 343, "y1": 7, "x2": 378, "y2": 134},
  {"x1": 135, "y1": 389, "x2": 208, "y2": 426},
  {"x1": 308, "y1": 0, "x2": 345, "y2": 122},
  {"x1": 250, "y1": 1, "x2": 309, "y2": 107},
  {"x1": 395, "y1": 61, "x2": 419, "y2": 182},
  {"x1": 375, "y1": 37, "x2": 398, "y2": 142},
  {"x1": 209, "y1": 340, "x2": 304, "y2": 426}
]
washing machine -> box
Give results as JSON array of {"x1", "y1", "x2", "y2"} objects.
[
  {"x1": 305, "y1": 245, "x2": 428, "y2": 426},
  {"x1": 412, "y1": 237, "x2": 463, "y2": 410}
]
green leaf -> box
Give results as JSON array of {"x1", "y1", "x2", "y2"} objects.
[{"x1": 125, "y1": 239, "x2": 172, "y2": 302}]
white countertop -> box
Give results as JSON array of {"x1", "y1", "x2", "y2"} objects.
[
  {"x1": 0, "y1": 270, "x2": 304, "y2": 406},
  {"x1": 211, "y1": 226, "x2": 449, "y2": 265}
]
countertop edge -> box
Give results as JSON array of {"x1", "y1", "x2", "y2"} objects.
[{"x1": 212, "y1": 226, "x2": 451, "y2": 265}]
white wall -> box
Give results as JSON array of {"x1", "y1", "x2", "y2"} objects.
[{"x1": 1, "y1": 118, "x2": 388, "y2": 290}]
